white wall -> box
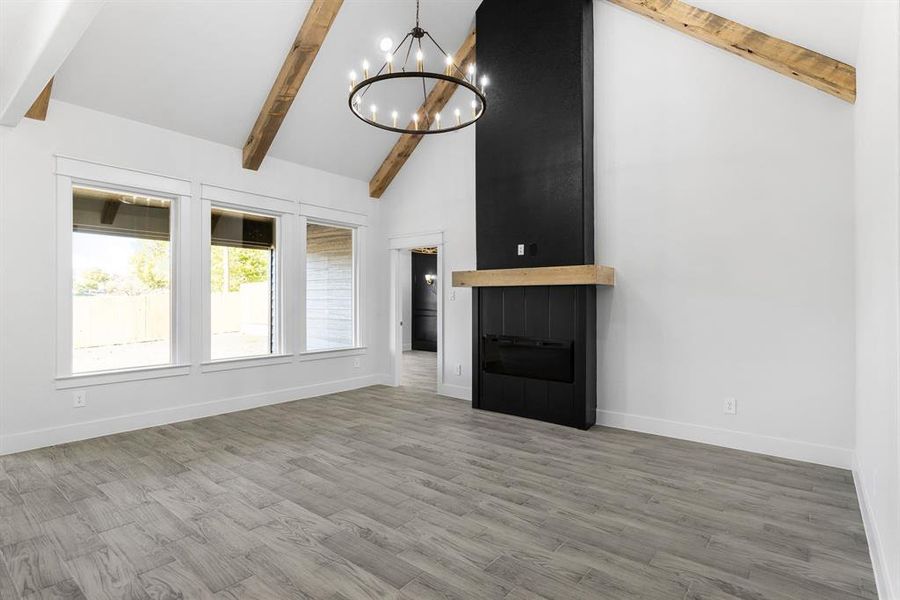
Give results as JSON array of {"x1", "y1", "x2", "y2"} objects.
[
  {"x1": 400, "y1": 250, "x2": 412, "y2": 351},
  {"x1": 380, "y1": 128, "x2": 476, "y2": 399},
  {"x1": 592, "y1": 2, "x2": 857, "y2": 467},
  {"x1": 0, "y1": 100, "x2": 389, "y2": 454},
  {"x1": 383, "y1": 2, "x2": 859, "y2": 467},
  {"x1": 853, "y1": 0, "x2": 900, "y2": 596}
]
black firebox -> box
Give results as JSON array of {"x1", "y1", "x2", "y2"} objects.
[{"x1": 482, "y1": 335, "x2": 574, "y2": 383}]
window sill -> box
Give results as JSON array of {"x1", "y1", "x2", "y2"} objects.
[
  {"x1": 56, "y1": 364, "x2": 191, "y2": 389},
  {"x1": 298, "y1": 347, "x2": 367, "y2": 362},
  {"x1": 200, "y1": 354, "x2": 294, "y2": 373}
]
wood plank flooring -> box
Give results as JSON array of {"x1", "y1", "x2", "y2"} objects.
[
  {"x1": 401, "y1": 351, "x2": 437, "y2": 391},
  {"x1": 0, "y1": 385, "x2": 876, "y2": 599}
]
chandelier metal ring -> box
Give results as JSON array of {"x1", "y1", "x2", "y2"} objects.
[{"x1": 347, "y1": 72, "x2": 487, "y2": 135}]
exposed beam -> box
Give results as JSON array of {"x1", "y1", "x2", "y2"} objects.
[
  {"x1": 24, "y1": 78, "x2": 54, "y2": 121},
  {"x1": 368, "y1": 29, "x2": 477, "y2": 199},
  {"x1": 0, "y1": 0, "x2": 103, "y2": 126},
  {"x1": 243, "y1": 0, "x2": 343, "y2": 171},
  {"x1": 607, "y1": 0, "x2": 856, "y2": 103}
]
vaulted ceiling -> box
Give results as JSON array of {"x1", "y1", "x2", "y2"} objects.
[
  {"x1": 49, "y1": 0, "x2": 862, "y2": 184},
  {"x1": 52, "y1": 0, "x2": 480, "y2": 181}
]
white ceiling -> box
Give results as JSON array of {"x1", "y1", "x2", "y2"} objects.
[{"x1": 53, "y1": 0, "x2": 481, "y2": 181}]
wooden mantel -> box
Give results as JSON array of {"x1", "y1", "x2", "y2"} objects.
[{"x1": 452, "y1": 264, "x2": 616, "y2": 288}]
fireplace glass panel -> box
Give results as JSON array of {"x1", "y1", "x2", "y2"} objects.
[{"x1": 481, "y1": 335, "x2": 574, "y2": 383}]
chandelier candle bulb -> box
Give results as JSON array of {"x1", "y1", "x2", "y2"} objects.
[
  {"x1": 416, "y1": 49, "x2": 424, "y2": 72},
  {"x1": 471, "y1": 99, "x2": 478, "y2": 117},
  {"x1": 413, "y1": 112, "x2": 419, "y2": 130},
  {"x1": 370, "y1": 105, "x2": 377, "y2": 122},
  {"x1": 349, "y1": 71, "x2": 357, "y2": 91},
  {"x1": 362, "y1": 59, "x2": 370, "y2": 79},
  {"x1": 467, "y1": 63, "x2": 476, "y2": 83},
  {"x1": 480, "y1": 75, "x2": 489, "y2": 93},
  {"x1": 455, "y1": 108, "x2": 461, "y2": 125},
  {"x1": 445, "y1": 54, "x2": 454, "y2": 76},
  {"x1": 386, "y1": 53, "x2": 393, "y2": 74},
  {"x1": 392, "y1": 110, "x2": 398, "y2": 127},
  {"x1": 434, "y1": 112, "x2": 441, "y2": 130}
]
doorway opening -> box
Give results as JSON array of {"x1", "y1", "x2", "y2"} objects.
[
  {"x1": 400, "y1": 247, "x2": 438, "y2": 391},
  {"x1": 389, "y1": 232, "x2": 444, "y2": 394}
]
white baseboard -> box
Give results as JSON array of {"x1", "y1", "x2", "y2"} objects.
[
  {"x1": 373, "y1": 373, "x2": 394, "y2": 386},
  {"x1": 402, "y1": 343, "x2": 412, "y2": 352},
  {"x1": 853, "y1": 456, "x2": 895, "y2": 600},
  {"x1": 0, "y1": 374, "x2": 383, "y2": 456},
  {"x1": 596, "y1": 409, "x2": 853, "y2": 469},
  {"x1": 438, "y1": 383, "x2": 471, "y2": 401}
]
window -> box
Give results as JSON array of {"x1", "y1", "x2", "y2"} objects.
[
  {"x1": 209, "y1": 208, "x2": 278, "y2": 360},
  {"x1": 71, "y1": 186, "x2": 173, "y2": 373},
  {"x1": 306, "y1": 222, "x2": 355, "y2": 351}
]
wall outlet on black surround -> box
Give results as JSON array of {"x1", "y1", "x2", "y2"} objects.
[{"x1": 516, "y1": 244, "x2": 525, "y2": 256}]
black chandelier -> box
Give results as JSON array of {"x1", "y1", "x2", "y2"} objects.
[{"x1": 347, "y1": 0, "x2": 487, "y2": 135}]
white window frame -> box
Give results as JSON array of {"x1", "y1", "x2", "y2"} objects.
[
  {"x1": 299, "y1": 204, "x2": 367, "y2": 357},
  {"x1": 200, "y1": 185, "x2": 297, "y2": 371},
  {"x1": 54, "y1": 156, "x2": 192, "y2": 388}
]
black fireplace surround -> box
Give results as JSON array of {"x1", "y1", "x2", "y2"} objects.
[{"x1": 472, "y1": 0, "x2": 596, "y2": 429}]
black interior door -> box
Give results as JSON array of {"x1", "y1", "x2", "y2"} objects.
[{"x1": 411, "y1": 252, "x2": 438, "y2": 352}]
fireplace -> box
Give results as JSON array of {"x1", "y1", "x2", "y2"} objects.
[
  {"x1": 460, "y1": 0, "x2": 603, "y2": 430},
  {"x1": 472, "y1": 285, "x2": 596, "y2": 429}
]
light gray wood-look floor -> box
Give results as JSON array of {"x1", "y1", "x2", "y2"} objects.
[
  {"x1": 401, "y1": 350, "x2": 437, "y2": 391},
  {"x1": 0, "y1": 385, "x2": 876, "y2": 600}
]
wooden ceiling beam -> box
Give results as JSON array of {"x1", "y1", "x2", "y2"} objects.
[
  {"x1": 368, "y1": 30, "x2": 477, "y2": 199},
  {"x1": 607, "y1": 0, "x2": 856, "y2": 103},
  {"x1": 24, "y1": 79, "x2": 54, "y2": 121},
  {"x1": 243, "y1": 0, "x2": 343, "y2": 171}
]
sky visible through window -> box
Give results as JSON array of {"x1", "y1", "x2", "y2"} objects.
[{"x1": 74, "y1": 233, "x2": 140, "y2": 280}]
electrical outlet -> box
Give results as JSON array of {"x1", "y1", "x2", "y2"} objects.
[
  {"x1": 352, "y1": 358, "x2": 361, "y2": 368},
  {"x1": 723, "y1": 397, "x2": 736, "y2": 415},
  {"x1": 73, "y1": 390, "x2": 87, "y2": 408},
  {"x1": 517, "y1": 244, "x2": 525, "y2": 256},
  {"x1": 456, "y1": 363, "x2": 462, "y2": 376},
  {"x1": 449, "y1": 289, "x2": 456, "y2": 301}
]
